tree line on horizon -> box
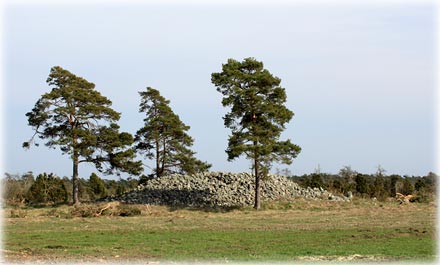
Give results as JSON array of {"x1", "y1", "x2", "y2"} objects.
[
  {"x1": 2, "y1": 168, "x2": 436, "y2": 206},
  {"x1": 22, "y1": 58, "x2": 301, "y2": 209},
  {"x1": 285, "y1": 166, "x2": 436, "y2": 202}
]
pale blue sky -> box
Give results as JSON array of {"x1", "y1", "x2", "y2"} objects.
[{"x1": 2, "y1": 3, "x2": 437, "y2": 179}]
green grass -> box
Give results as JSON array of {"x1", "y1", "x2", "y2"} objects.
[
  {"x1": 3, "y1": 199, "x2": 437, "y2": 262},
  {"x1": 6, "y1": 226, "x2": 434, "y2": 261}
]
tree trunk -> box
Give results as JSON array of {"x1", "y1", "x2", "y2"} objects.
[
  {"x1": 161, "y1": 137, "x2": 166, "y2": 176},
  {"x1": 254, "y1": 157, "x2": 260, "y2": 210},
  {"x1": 251, "y1": 111, "x2": 261, "y2": 210},
  {"x1": 71, "y1": 117, "x2": 80, "y2": 204},
  {"x1": 155, "y1": 137, "x2": 160, "y2": 178},
  {"x1": 72, "y1": 151, "x2": 80, "y2": 204},
  {"x1": 252, "y1": 111, "x2": 261, "y2": 210}
]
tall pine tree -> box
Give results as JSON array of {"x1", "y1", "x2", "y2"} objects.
[
  {"x1": 135, "y1": 87, "x2": 211, "y2": 177},
  {"x1": 24, "y1": 66, "x2": 142, "y2": 204},
  {"x1": 211, "y1": 58, "x2": 301, "y2": 209}
]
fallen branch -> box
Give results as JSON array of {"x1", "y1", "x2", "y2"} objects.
[
  {"x1": 395, "y1": 193, "x2": 414, "y2": 204},
  {"x1": 95, "y1": 201, "x2": 120, "y2": 217}
]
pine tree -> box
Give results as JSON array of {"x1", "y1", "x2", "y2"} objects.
[
  {"x1": 211, "y1": 57, "x2": 301, "y2": 209},
  {"x1": 23, "y1": 66, "x2": 142, "y2": 204},
  {"x1": 134, "y1": 87, "x2": 211, "y2": 177}
]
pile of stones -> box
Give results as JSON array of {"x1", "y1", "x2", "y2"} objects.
[{"x1": 107, "y1": 172, "x2": 349, "y2": 208}]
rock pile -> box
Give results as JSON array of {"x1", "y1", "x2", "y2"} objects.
[{"x1": 107, "y1": 172, "x2": 349, "y2": 208}]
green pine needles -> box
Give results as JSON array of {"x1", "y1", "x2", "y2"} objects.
[{"x1": 134, "y1": 87, "x2": 211, "y2": 178}]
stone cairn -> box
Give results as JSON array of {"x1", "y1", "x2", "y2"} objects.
[{"x1": 107, "y1": 172, "x2": 349, "y2": 208}]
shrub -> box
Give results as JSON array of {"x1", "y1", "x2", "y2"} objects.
[
  {"x1": 26, "y1": 173, "x2": 68, "y2": 205},
  {"x1": 88, "y1": 173, "x2": 107, "y2": 200},
  {"x1": 307, "y1": 173, "x2": 324, "y2": 189},
  {"x1": 355, "y1": 174, "x2": 369, "y2": 195},
  {"x1": 400, "y1": 178, "x2": 414, "y2": 195}
]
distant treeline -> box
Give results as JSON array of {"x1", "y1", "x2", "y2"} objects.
[
  {"x1": 2, "y1": 172, "x2": 139, "y2": 206},
  {"x1": 2, "y1": 168, "x2": 437, "y2": 206},
  {"x1": 280, "y1": 166, "x2": 436, "y2": 202}
]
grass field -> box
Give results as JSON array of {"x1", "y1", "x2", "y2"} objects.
[{"x1": 2, "y1": 199, "x2": 437, "y2": 263}]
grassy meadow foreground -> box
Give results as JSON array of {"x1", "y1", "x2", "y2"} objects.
[{"x1": 3, "y1": 199, "x2": 436, "y2": 262}]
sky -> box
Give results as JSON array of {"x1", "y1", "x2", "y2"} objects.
[{"x1": 1, "y1": 1, "x2": 438, "y2": 179}]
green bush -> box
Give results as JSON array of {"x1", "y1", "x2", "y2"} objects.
[
  {"x1": 88, "y1": 173, "x2": 107, "y2": 200},
  {"x1": 400, "y1": 178, "x2": 414, "y2": 195},
  {"x1": 26, "y1": 173, "x2": 68, "y2": 205},
  {"x1": 307, "y1": 173, "x2": 324, "y2": 188},
  {"x1": 355, "y1": 174, "x2": 369, "y2": 195}
]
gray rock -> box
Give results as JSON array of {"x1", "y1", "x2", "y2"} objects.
[{"x1": 109, "y1": 172, "x2": 348, "y2": 208}]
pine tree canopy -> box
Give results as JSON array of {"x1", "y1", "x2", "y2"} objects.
[
  {"x1": 211, "y1": 57, "x2": 301, "y2": 169},
  {"x1": 24, "y1": 66, "x2": 142, "y2": 203},
  {"x1": 135, "y1": 87, "x2": 211, "y2": 177}
]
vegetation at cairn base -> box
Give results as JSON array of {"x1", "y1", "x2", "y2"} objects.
[
  {"x1": 23, "y1": 66, "x2": 142, "y2": 204},
  {"x1": 134, "y1": 87, "x2": 211, "y2": 178},
  {"x1": 3, "y1": 199, "x2": 436, "y2": 262},
  {"x1": 3, "y1": 169, "x2": 436, "y2": 207},
  {"x1": 211, "y1": 57, "x2": 301, "y2": 209}
]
